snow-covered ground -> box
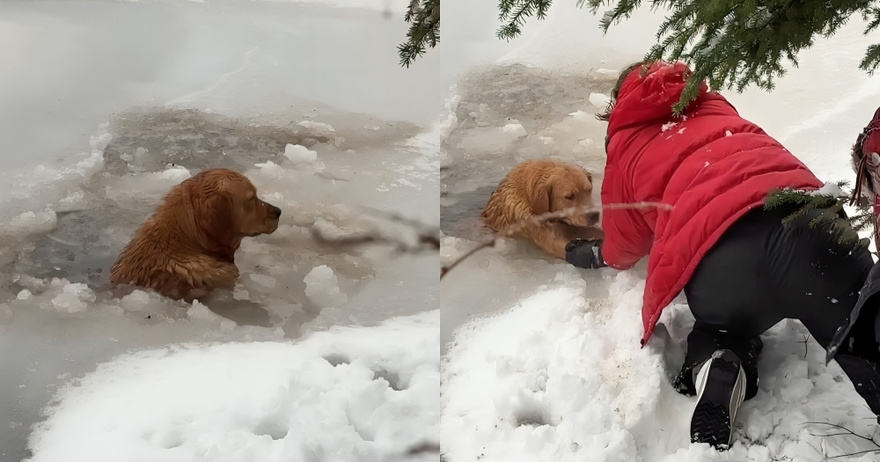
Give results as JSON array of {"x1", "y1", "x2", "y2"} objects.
[
  {"x1": 0, "y1": 1, "x2": 440, "y2": 461},
  {"x1": 440, "y1": 1, "x2": 880, "y2": 461}
]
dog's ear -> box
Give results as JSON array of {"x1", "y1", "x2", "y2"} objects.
[
  {"x1": 203, "y1": 191, "x2": 234, "y2": 232},
  {"x1": 581, "y1": 166, "x2": 593, "y2": 183},
  {"x1": 530, "y1": 181, "x2": 552, "y2": 216},
  {"x1": 197, "y1": 190, "x2": 240, "y2": 258}
]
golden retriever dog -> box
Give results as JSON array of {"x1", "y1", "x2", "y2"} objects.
[
  {"x1": 481, "y1": 159, "x2": 603, "y2": 260},
  {"x1": 110, "y1": 168, "x2": 281, "y2": 301}
]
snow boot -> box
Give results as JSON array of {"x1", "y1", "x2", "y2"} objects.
[{"x1": 690, "y1": 349, "x2": 746, "y2": 450}]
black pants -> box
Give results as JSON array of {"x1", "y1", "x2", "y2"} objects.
[{"x1": 672, "y1": 205, "x2": 880, "y2": 413}]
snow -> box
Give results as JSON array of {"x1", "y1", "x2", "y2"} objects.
[
  {"x1": 48, "y1": 280, "x2": 96, "y2": 314},
  {"x1": 589, "y1": 92, "x2": 612, "y2": 109},
  {"x1": 441, "y1": 0, "x2": 880, "y2": 460},
  {"x1": 26, "y1": 311, "x2": 439, "y2": 462},
  {"x1": 2, "y1": 211, "x2": 58, "y2": 239},
  {"x1": 810, "y1": 181, "x2": 848, "y2": 198},
  {"x1": 283, "y1": 143, "x2": 318, "y2": 164},
  {"x1": 0, "y1": 2, "x2": 440, "y2": 461},
  {"x1": 442, "y1": 265, "x2": 880, "y2": 461},
  {"x1": 502, "y1": 123, "x2": 528, "y2": 138},
  {"x1": 304, "y1": 265, "x2": 348, "y2": 308}
]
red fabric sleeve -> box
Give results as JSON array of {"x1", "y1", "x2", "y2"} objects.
[{"x1": 599, "y1": 162, "x2": 654, "y2": 270}]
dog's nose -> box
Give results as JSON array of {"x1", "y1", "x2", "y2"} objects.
[
  {"x1": 587, "y1": 211, "x2": 600, "y2": 224},
  {"x1": 269, "y1": 205, "x2": 282, "y2": 218}
]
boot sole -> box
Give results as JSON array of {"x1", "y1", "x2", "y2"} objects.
[{"x1": 690, "y1": 350, "x2": 742, "y2": 450}]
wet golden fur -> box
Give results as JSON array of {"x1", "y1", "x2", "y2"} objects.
[
  {"x1": 110, "y1": 168, "x2": 281, "y2": 301},
  {"x1": 481, "y1": 159, "x2": 603, "y2": 259}
]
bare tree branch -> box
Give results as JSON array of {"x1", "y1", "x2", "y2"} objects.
[{"x1": 440, "y1": 201, "x2": 672, "y2": 280}]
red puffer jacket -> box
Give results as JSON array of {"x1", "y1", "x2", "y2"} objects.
[{"x1": 601, "y1": 61, "x2": 823, "y2": 345}]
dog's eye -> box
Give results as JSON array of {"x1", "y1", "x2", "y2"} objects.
[{"x1": 564, "y1": 193, "x2": 575, "y2": 200}]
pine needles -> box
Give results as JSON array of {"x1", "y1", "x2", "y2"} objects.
[
  {"x1": 398, "y1": 0, "x2": 440, "y2": 68},
  {"x1": 427, "y1": 0, "x2": 880, "y2": 114},
  {"x1": 764, "y1": 181, "x2": 872, "y2": 250}
]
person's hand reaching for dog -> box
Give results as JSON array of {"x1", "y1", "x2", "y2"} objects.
[{"x1": 565, "y1": 239, "x2": 606, "y2": 268}]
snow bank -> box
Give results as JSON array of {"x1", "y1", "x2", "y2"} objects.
[
  {"x1": 442, "y1": 269, "x2": 880, "y2": 461},
  {"x1": 26, "y1": 310, "x2": 439, "y2": 462}
]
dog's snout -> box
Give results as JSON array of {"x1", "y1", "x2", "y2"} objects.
[
  {"x1": 269, "y1": 204, "x2": 282, "y2": 218},
  {"x1": 587, "y1": 211, "x2": 600, "y2": 223}
]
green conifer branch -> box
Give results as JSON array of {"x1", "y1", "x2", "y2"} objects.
[
  {"x1": 398, "y1": 0, "x2": 440, "y2": 68},
  {"x1": 765, "y1": 181, "x2": 872, "y2": 250},
  {"x1": 497, "y1": 0, "x2": 553, "y2": 40},
  {"x1": 586, "y1": 0, "x2": 877, "y2": 113}
]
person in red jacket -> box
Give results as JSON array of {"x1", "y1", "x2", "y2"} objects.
[{"x1": 566, "y1": 61, "x2": 880, "y2": 450}]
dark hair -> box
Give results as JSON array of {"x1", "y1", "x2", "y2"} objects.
[
  {"x1": 852, "y1": 130, "x2": 873, "y2": 205},
  {"x1": 596, "y1": 61, "x2": 650, "y2": 122}
]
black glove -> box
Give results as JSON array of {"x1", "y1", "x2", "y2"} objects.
[{"x1": 565, "y1": 239, "x2": 607, "y2": 269}]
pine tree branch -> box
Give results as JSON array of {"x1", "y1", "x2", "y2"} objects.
[
  {"x1": 497, "y1": 0, "x2": 554, "y2": 41},
  {"x1": 524, "y1": 0, "x2": 878, "y2": 113},
  {"x1": 398, "y1": 0, "x2": 440, "y2": 68},
  {"x1": 765, "y1": 182, "x2": 871, "y2": 250}
]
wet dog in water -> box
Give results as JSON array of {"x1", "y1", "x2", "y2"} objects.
[
  {"x1": 110, "y1": 168, "x2": 281, "y2": 301},
  {"x1": 481, "y1": 159, "x2": 603, "y2": 260}
]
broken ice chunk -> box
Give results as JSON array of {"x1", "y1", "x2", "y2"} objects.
[{"x1": 303, "y1": 265, "x2": 347, "y2": 308}]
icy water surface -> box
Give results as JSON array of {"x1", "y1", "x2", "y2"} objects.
[
  {"x1": 440, "y1": 64, "x2": 613, "y2": 239},
  {"x1": 439, "y1": 63, "x2": 616, "y2": 351}
]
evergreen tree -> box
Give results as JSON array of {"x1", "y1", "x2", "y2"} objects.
[
  {"x1": 489, "y1": 0, "x2": 880, "y2": 112},
  {"x1": 398, "y1": 1, "x2": 880, "y2": 112},
  {"x1": 398, "y1": 0, "x2": 440, "y2": 67}
]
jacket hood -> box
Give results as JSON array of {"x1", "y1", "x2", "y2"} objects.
[{"x1": 607, "y1": 61, "x2": 708, "y2": 139}]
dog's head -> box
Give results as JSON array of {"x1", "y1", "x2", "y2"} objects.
[
  {"x1": 539, "y1": 164, "x2": 599, "y2": 228},
  {"x1": 175, "y1": 168, "x2": 281, "y2": 255}
]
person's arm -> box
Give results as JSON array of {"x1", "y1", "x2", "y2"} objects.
[
  {"x1": 599, "y1": 208, "x2": 653, "y2": 270},
  {"x1": 594, "y1": 161, "x2": 654, "y2": 270}
]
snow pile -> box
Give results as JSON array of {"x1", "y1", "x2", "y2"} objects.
[
  {"x1": 501, "y1": 122, "x2": 528, "y2": 138},
  {"x1": 284, "y1": 143, "x2": 318, "y2": 164},
  {"x1": 103, "y1": 165, "x2": 193, "y2": 200},
  {"x1": 14, "y1": 278, "x2": 96, "y2": 314},
  {"x1": 0, "y1": 210, "x2": 57, "y2": 239},
  {"x1": 26, "y1": 310, "x2": 439, "y2": 462},
  {"x1": 49, "y1": 281, "x2": 95, "y2": 313},
  {"x1": 304, "y1": 265, "x2": 348, "y2": 308},
  {"x1": 441, "y1": 270, "x2": 879, "y2": 461},
  {"x1": 809, "y1": 181, "x2": 847, "y2": 198}
]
